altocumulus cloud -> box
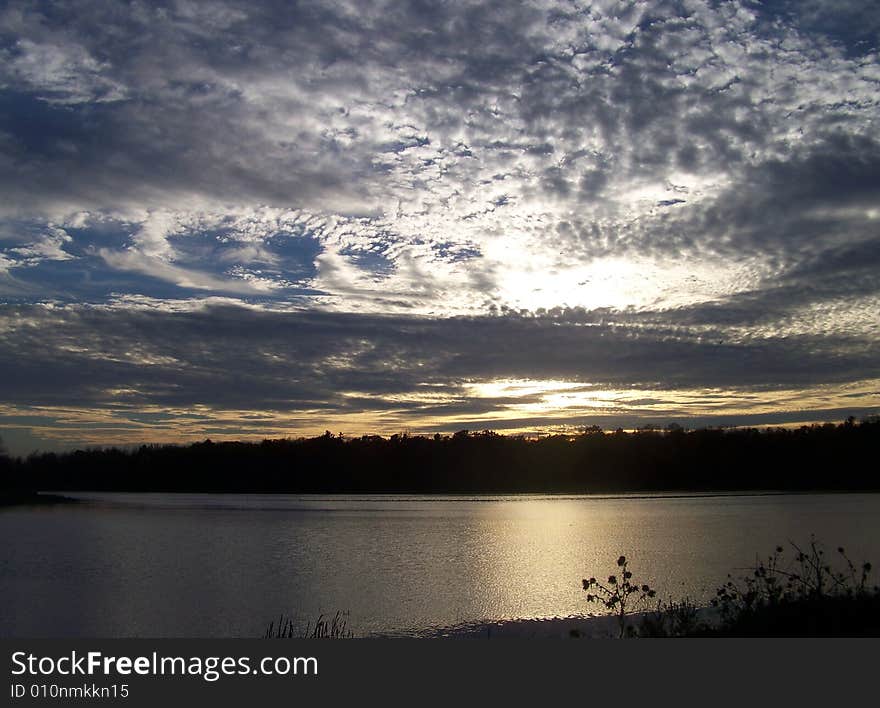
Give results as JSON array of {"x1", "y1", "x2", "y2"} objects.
[{"x1": 0, "y1": 0, "x2": 878, "y2": 452}]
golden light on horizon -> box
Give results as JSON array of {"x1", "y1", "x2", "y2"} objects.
[{"x1": 2, "y1": 377, "x2": 877, "y2": 452}]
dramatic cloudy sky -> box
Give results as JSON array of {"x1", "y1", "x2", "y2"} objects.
[{"x1": 1, "y1": 0, "x2": 879, "y2": 453}]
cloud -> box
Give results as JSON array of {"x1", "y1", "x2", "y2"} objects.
[
  {"x1": 0, "y1": 302, "x2": 876, "y2": 411},
  {"x1": 2, "y1": 37, "x2": 128, "y2": 104},
  {"x1": 97, "y1": 248, "x2": 276, "y2": 294},
  {"x1": 5, "y1": 225, "x2": 74, "y2": 264},
  {"x1": 1, "y1": 305, "x2": 877, "y2": 452},
  {"x1": 0, "y1": 1, "x2": 878, "y2": 448}
]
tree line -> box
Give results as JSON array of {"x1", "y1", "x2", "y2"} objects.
[{"x1": 1, "y1": 418, "x2": 878, "y2": 495}]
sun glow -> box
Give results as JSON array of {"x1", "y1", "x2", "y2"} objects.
[
  {"x1": 464, "y1": 379, "x2": 590, "y2": 399},
  {"x1": 487, "y1": 250, "x2": 770, "y2": 313}
]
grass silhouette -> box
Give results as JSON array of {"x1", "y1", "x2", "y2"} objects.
[{"x1": 264, "y1": 610, "x2": 353, "y2": 639}]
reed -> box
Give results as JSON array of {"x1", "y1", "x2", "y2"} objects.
[{"x1": 264, "y1": 610, "x2": 353, "y2": 639}]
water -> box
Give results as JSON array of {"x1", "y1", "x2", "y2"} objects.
[{"x1": 2, "y1": 492, "x2": 879, "y2": 637}]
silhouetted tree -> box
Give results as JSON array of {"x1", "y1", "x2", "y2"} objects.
[{"x1": 8, "y1": 419, "x2": 880, "y2": 495}]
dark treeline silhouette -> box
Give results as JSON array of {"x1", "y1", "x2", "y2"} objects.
[{"x1": 2, "y1": 418, "x2": 879, "y2": 495}]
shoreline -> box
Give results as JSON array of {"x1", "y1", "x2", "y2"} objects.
[
  {"x1": 0, "y1": 491, "x2": 79, "y2": 507},
  {"x1": 373, "y1": 608, "x2": 721, "y2": 639}
]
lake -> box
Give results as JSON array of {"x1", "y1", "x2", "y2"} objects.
[{"x1": 2, "y1": 492, "x2": 879, "y2": 637}]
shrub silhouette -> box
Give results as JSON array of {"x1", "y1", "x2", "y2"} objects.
[
  {"x1": 583, "y1": 555, "x2": 656, "y2": 638},
  {"x1": 710, "y1": 537, "x2": 879, "y2": 636},
  {"x1": 583, "y1": 538, "x2": 880, "y2": 637}
]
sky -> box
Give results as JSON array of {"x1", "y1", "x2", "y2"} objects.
[{"x1": 1, "y1": 0, "x2": 879, "y2": 455}]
